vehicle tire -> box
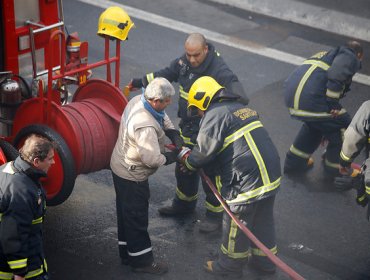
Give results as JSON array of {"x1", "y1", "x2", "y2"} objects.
[
  {"x1": 0, "y1": 139, "x2": 19, "y2": 161},
  {"x1": 13, "y1": 124, "x2": 76, "y2": 206}
]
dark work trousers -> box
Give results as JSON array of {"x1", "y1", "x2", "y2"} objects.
[
  {"x1": 219, "y1": 196, "x2": 277, "y2": 272},
  {"x1": 176, "y1": 119, "x2": 222, "y2": 216},
  {"x1": 174, "y1": 162, "x2": 222, "y2": 216},
  {"x1": 112, "y1": 172, "x2": 154, "y2": 268},
  {"x1": 285, "y1": 114, "x2": 351, "y2": 174}
]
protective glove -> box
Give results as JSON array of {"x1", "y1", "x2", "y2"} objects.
[
  {"x1": 163, "y1": 151, "x2": 178, "y2": 165},
  {"x1": 334, "y1": 172, "x2": 363, "y2": 192},
  {"x1": 165, "y1": 129, "x2": 184, "y2": 151},
  {"x1": 130, "y1": 78, "x2": 144, "y2": 89}
]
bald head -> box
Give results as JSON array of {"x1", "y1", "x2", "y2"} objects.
[
  {"x1": 184, "y1": 33, "x2": 208, "y2": 67},
  {"x1": 185, "y1": 33, "x2": 207, "y2": 48}
]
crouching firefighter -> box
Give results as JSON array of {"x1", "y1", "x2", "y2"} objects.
[
  {"x1": 283, "y1": 41, "x2": 363, "y2": 176},
  {"x1": 335, "y1": 100, "x2": 370, "y2": 220},
  {"x1": 179, "y1": 76, "x2": 281, "y2": 277},
  {"x1": 0, "y1": 134, "x2": 55, "y2": 280}
]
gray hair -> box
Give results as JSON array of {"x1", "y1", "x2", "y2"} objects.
[
  {"x1": 144, "y1": 77, "x2": 175, "y2": 101},
  {"x1": 20, "y1": 134, "x2": 55, "y2": 163}
]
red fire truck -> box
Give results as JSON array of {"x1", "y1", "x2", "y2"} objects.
[{"x1": 0, "y1": 0, "x2": 133, "y2": 205}]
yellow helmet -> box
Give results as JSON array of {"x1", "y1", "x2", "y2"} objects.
[
  {"x1": 188, "y1": 76, "x2": 224, "y2": 111},
  {"x1": 97, "y1": 6, "x2": 134, "y2": 41}
]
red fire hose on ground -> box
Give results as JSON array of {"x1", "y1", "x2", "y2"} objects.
[
  {"x1": 198, "y1": 169, "x2": 305, "y2": 280},
  {"x1": 166, "y1": 144, "x2": 305, "y2": 280}
]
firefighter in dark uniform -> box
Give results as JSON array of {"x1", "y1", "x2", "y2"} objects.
[
  {"x1": 0, "y1": 134, "x2": 55, "y2": 280},
  {"x1": 335, "y1": 100, "x2": 370, "y2": 219},
  {"x1": 129, "y1": 33, "x2": 249, "y2": 232},
  {"x1": 284, "y1": 40, "x2": 363, "y2": 175},
  {"x1": 180, "y1": 76, "x2": 280, "y2": 277}
]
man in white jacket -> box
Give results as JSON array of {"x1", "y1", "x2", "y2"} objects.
[{"x1": 110, "y1": 77, "x2": 181, "y2": 275}]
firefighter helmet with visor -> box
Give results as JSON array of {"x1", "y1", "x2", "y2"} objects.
[
  {"x1": 97, "y1": 6, "x2": 134, "y2": 41},
  {"x1": 188, "y1": 76, "x2": 224, "y2": 111}
]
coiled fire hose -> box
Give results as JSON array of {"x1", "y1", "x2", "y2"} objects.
[{"x1": 167, "y1": 144, "x2": 305, "y2": 280}]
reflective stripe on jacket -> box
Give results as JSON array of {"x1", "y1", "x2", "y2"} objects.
[
  {"x1": 186, "y1": 100, "x2": 281, "y2": 205},
  {"x1": 0, "y1": 157, "x2": 47, "y2": 277},
  {"x1": 142, "y1": 43, "x2": 248, "y2": 122},
  {"x1": 284, "y1": 46, "x2": 361, "y2": 121}
]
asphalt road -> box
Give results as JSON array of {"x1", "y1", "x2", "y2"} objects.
[{"x1": 43, "y1": 1, "x2": 370, "y2": 279}]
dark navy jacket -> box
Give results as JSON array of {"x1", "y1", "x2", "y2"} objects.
[
  {"x1": 0, "y1": 157, "x2": 47, "y2": 278},
  {"x1": 185, "y1": 94, "x2": 281, "y2": 205},
  {"x1": 142, "y1": 43, "x2": 248, "y2": 144},
  {"x1": 284, "y1": 46, "x2": 361, "y2": 121}
]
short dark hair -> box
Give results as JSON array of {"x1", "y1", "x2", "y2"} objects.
[
  {"x1": 346, "y1": 40, "x2": 363, "y2": 56},
  {"x1": 20, "y1": 134, "x2": 55, "y2": 163}
]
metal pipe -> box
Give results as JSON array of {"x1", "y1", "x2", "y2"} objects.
[
  {"x1": 32, "y1": 22, "x2": 64, "y2": 34},
  {"x1": 29, "y1": 27, "x2": 37, "y2": 79},
  {"x1": 115, "y1": 40, "x2": 120, "y2": 88}
]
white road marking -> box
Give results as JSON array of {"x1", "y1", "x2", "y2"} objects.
[{"x1": 78, "y1": 0, "x2": 370, "y2": 87}]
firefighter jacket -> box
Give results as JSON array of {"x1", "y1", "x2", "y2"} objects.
[
  {"x1": 0, "y1": 156, "x2": 47, "y2": 279},
  {"x1": 284, "y1": 45, "x2": 361, "y2": 121},
  {"x1": 110, "y1": 95, "x2": 175, "y2": 182},
  {"x1": 184, "y1": 95, "x2": 281, "y2": 205},
  {"x1": 141, "y1": 43, "x2": 248, "y2": 143}
]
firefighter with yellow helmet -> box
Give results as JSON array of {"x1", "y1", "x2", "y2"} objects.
[{"x1": 180, "y1": 76, "x2": 281, "y2": 277}]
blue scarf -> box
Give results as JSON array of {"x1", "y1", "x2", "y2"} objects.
[{"x1": 141, "y1": 92, "x2": 165, "y2": 127}]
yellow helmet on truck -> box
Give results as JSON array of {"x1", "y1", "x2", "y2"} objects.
[{"x1": 97, "y1": 6, "x2": 134, "y2": 41}]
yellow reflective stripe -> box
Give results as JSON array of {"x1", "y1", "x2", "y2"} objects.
[
  {"x1": 0, "y1": 264, "x2": 45, "y2": 280},
  {"x1": 220, "y1": 121, "x2": 263, "y2": 153},
  {"x1": 290, "y1": 145, "x2": 311, "y2": 159},
  {"x1": 294, "y1": 65, "x2": 316, "y2": 109},
  {"x1": 25, "y1": 265, "x2": 44, "y2": 279},
  {"x1": 205, "y1": 201, "x2": 223, "y2": 213},
  {"x1": 366, "y1": 185, "x2": 370, "y2": 195},
  {"x1": 44, "y1": 259, "x2": 48, "y2": 272},
  {"x1": 8, "y1": 259, "x2": 27, "y2": 269},
  {"x1": 294, "y1": 60, "x2": 330, "y2": 110},
  {"x1": 326, "y1": 89, "x2": 341, "y2": 99},
  {"x1": 368, "y1": 137, "x2": 370, "y2": 144},
  {"x1": 302, "y1": 59, "x2": 330, "y2": 70},
  {"x1": 340, "y1": 150, "x2": 351, "y2": 162},
  {"x1": 289, "y1": 107, "x2": 347, "y2": 118},
  {"x1": 184, "y1": 158, "x2": 197, "y2": 171},
  {"x1": 32, "y1": 217, "x2": 43, "y2": 225},
  {"x1": 227, "y1": 177, "x2": 281, "y2": 204},
  {"x1": 221, "y1": 245, "x2": 249, "y2": 259},
  {"x1": 0, "y1": 213, "x2": 2, "y2": 222},
  {"x1": 252, "y1": 245, "x2": 278, "y2": 257},
  {"x1": 215, "y1": 175, "x2": 222, "y2": 193},
  {"x1": 0, "y1": 271, "x2": 12, "y2": 280},
  {"x1": 179, "y1": 86, "x2": 188, "y2": 100},
  {"x1": 244, "y1": 133, "x2": 269, "y2": 185},
  {"x1": 358, "y1": 194, "x2": 367, "y2": 202},
  {"x1": 175, "y1": 187, "x2": 198, "y2": 202},
  {"x1": 228, "y1": 219, "x2": 238, "y2": 254},
  {"x1": 179, "y1": 129, "x2": 195, "y2": 146},
  {"x1": 324, "y1": 158, "x2": 340, "y2": 169},
  {"x1": 146, "y1": 73, "x2": 154, "y2": 83}
]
